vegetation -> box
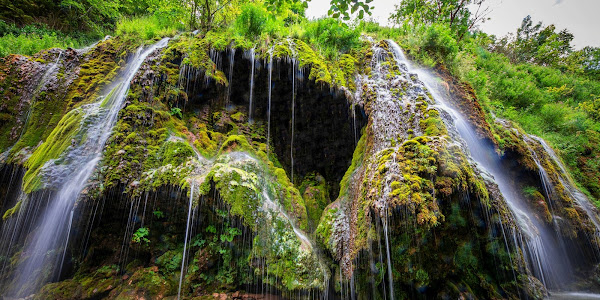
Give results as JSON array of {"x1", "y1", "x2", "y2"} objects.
[
  {"x1": 1, "y1": 0, "x2": 600, "y2": 298},
  {"x1": 0, "y1": 21, "x2": 98, "y2": 56},
  {"x1": 359, "y1": 2, "x2": 600, "y2": 202}
]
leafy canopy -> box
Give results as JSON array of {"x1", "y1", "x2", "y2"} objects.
[{"x1": 390, "y1": 0, "x2": 490, "y2": 41}]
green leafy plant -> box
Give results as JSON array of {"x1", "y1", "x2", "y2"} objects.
[
  {"x1": 170, "y1": 107, "x2": 183, "y2": 119},
  {"x1": 235, "y1": 3, "x2": 270, "y2": 39},
  {"x1": 132, "y1": 227, "x2": 150, "y2": 245},
  {"x1": 152, "y1": 210, "x2": 164, "y2": 219}
]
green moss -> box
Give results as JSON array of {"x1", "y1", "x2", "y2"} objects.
[
  {"x1": 315, "y1": 207, "x2": 339, "y2": 253},
  {"x1": 251, "y1": 209, "x2": 327, "y2": 291},
  {"x1": 386, "y1": 139, "x2": 441, "y2": 227},
  {"x1": 22, "y1": 108, "x2": 84, "y2": 193},
  {"x1": 35, "y1": 264, "x2": 119, "y2": 300},
  {"x1": 203, "y1": 161, "x2": 261, "y2": 226},
  {"x1": 112, "y1": 267, "x2": 170, "y2": 298},
  {"x1": 339, "y1": 132, "x2": 366, "y2": 196},
  {"x1": 156, "y1": 250, "x2": 183, "y2": 275},
  {"x1": 419, "y1": 108, "x2": 448, "y2": 136},
  {"x1": 218, "y1": 135, "x2": 252, "y2": 155},
  {"x1": 2, "y1": 200, "x2": 21, "y2": 220},
  {"x1": 66, "y1": 38, "x2": 127, "y2": 106},
  {"x1": 300, "y1": 173, "x2": 330, "y2": 231},
  {"x1": 191, "y1": 122, "x2": 220, "y2": 158},
  {"x1": 162, "y1": 34, "x2": 227, "y2": 85}
]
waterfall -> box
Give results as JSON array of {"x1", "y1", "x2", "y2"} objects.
[
  {"x1": 246, "y1": 48, "x2": 256, "y2": 122},
  {"x1": 385, "y1": 40, "x2": 579, "y2": 290},
  {"x1": 178, "y1": 183, "x2": 195, "y2": 300},
  {"x1": 291, "y1": 58, "x2": 296, "y2": 183},
  {"x1": 383, "y1": 208, "x2": 394, "y2": 300},
  {"x1": 267, "y1": 49, "x2": 273, "y2": 158},
  {"x1": 8, "y1": 38, "x2": 169, "y2": 296},
  {"x1": 226, "y1": 47, "x2": 236, "y2": 109},
  {"x1": 528, "y1": 135, "x2": 600, "y2": 232}
]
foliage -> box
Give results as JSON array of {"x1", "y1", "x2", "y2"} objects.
[
  {"x1": 115, "y1": 14, "x2": 183, "y2": 43},
  {"x1": 328, "y1": 0, "x2": 373, "y2": 20},
  {"x1": 491, "y1": 15, "x2": 578, "y2": 70},
  {"x1": 132, "y1": 227, "x2": 150, "y2": 244},
  {"x1": 398, "y1": 23, "x2": 459, "y2": 66},
  {"x1": 580, "y1": 97, "x2": 600, "y2": 122},
  {"x1": 169, "y1": 107, "x2": 183, "y2": 119},
  {"x1": 234, "y1": 3, "x2": 271, "y2": 39},
  {"x1": 303, "y1": 18, "x2": 361, "y2": 58},
  {"x1": 0, "y1": 21, "x2": 97, "y2": 57},
  {"x1": 153, "y1": 210, "x2": 165, "y2": 219},
  {"x1": 390, "y1": 0, "x2": 490, "y2": 41},
  {"x1": 184, "y1": 0, "x2": 242, "y2": 33}
]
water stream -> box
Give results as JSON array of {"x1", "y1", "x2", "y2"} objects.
[
  {"x1": 291, "y1": 58, "x2": 296, "y2": 184},
  {"x1": 267, "y1": 49, "x2": 273, "y2": 158},
  {"x1": 8, "y1": 38, "x2": 169, "y2": 296},
  {"x1": 246, "y1": 48, "x2": 256, "y2": 122},
  {"x1": 226, "y1": 47, "x2": 236, "y2": 109},
  {"x1": 178, "y1": 182, "x2": 195, "y2": 299},
  {"x1": 386, "y1": 40, "x2": 584, "y2": 291}
]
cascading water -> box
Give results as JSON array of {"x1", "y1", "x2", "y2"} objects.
[
  {"x1": 266, "y1": 49, "x2": 273, "y2": 157},
  {"x1": 6, "y1": 38, "x2": 169, "y2": 296},
  {"x1": 246, "y1": 48, "x2": 256, "y2": 122},
  {"x1": 385, "y1": 40, "x2": 588, "y2": 291},
  {"x1": 226, "y1": 47, "x2": 236, "y2": 109},
  {"x1": 527, "y1": 134, "x2": 600, "y2": 233},
  {"x1": 178, "y1": 183, "x2": 195, "y2": 300},
  {"x1": 291, "y1": 58, "x2": 296, "y2": 183},
  {"x1": 383, "y1": 208, "x2": 394, "y2": 300}
]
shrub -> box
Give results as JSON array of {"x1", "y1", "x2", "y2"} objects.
[
  {"x1": 420, "y1": 24, "x2": 459, "y2": 63},
  {"x1": 303, "y1": 18, "x2": 361, "y2": 58},
  {"x1": 235, "y1": 3, "x2": 270, "y2": 39},
  {"x1": 0, "y1": 21, "x2": 98, "y2": 57},
  {"x1": 115, "y1": 15, "x2": 183, "y2": 43}
]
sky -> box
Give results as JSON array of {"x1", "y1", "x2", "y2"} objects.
[{"x1": 305, "y1": 0, "x2": 600, "y2": 48}]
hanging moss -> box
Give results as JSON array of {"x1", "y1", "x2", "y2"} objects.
[
  {"x1": 162, "y1": 33, "x2": 227, "y2": 85},
  {"x1": 315, "y1": 207, "x2": 340, "y2": 254},
  {"x1": 22, "y1": 108, "x2": 84, "y2": 193},
  {"x1": 300, "y1": 173, "x2": 330, "y2": 231},
  {"x1": 2, "y1": 200, "x2": 22, "y2": 220}
]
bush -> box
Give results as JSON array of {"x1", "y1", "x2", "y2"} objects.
[
  {"x1": 420, "y1": 24, "x2": 459, "y2": 63},
  {"x1": 303, "y1": 18, "x2": 361, "y2": 58},
  {"x1": 235, "y1": 3, "x2": 271, "y2": 39},
  {"x1": 115, "y1": 15, "x2": 183, "y2": 43},
  {"x1": 0, "y1": 20, "x2": 99, "y2": 57}
]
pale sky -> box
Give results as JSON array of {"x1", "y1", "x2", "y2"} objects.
[{"x1": 306, "y1": 0, "x2": 600, "y2": 48}]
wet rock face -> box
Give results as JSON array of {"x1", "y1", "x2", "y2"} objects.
[
  {"x1": 0, "y1": 55, "x2": 47, "y2": 151},
  {"x1": 0, "y1": 164, "x2": 25, "y2": 219},
  {"x1": 3, "y1": 34, "x2": 600, "y2": 299},
  {"x1": 313, "y1": 40, "x2": 538, "y2": 299},
  {"x1": 179, "y1": 49, "x2": 367, "y2": 197},
  {"x1": 253, "y1": 63, "x2": 366, "y2": 195}
]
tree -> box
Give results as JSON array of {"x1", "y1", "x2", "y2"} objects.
[
  {"x1": 389, "y1": 0, "x2": 491, "y2": 41},
  {"x1": 328, "y1": 0, "x2": 373, "y2": 20},
  {"x1": 493, "y1": 15, "x2": 576, "y2": 68},
  {"x1": 577, "y1": 46, "x2": 600, "y2": 79}
]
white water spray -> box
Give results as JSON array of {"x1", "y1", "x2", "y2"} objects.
[
  {"x1": 178, "y1": 183, "x2": 195, "y2": 299},
  {"x1": 9, "y1": 38, "x2": 169, "y2": 296}
]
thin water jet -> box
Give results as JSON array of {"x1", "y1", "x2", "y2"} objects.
[
  {"x1": 7, "y1": 38, "x2": 170, "y2": 296},
  {"x1": 178, "y1": 183, "x2": 195, "y2": 299}
]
